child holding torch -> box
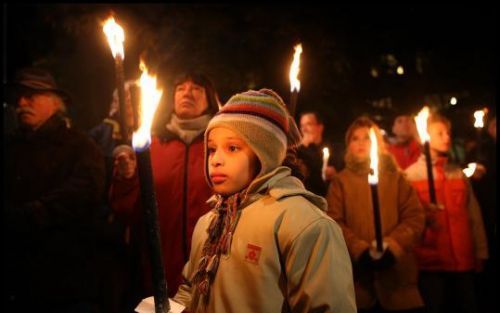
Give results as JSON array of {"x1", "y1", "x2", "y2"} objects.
[
  {"x1": 404, "y1": 112, "x2": 488, "y2": 313},
  {"x1": 327, "y1": 116, "x2": 425, "y2": 313}
]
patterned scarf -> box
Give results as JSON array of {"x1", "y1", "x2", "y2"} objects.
[{"x1": 191, "y1": 191, "x2": 246, "y2": 310}]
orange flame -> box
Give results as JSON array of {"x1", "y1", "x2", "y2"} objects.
[
  {"x1": 132, "y1": 61, "x2": 163, "y2": 150},
  {"x1": 103, "y1": 16, "x2": 125, "y2": 59},
  {"x1": 368, "y1": 128, "x2": 379, "y2": 185},
  {"x1": 415, "y1": 106, "x2": 430, "y2": 143},
  {"x1": 289, "y1": 44, "x2": 303, "y2": 92}
]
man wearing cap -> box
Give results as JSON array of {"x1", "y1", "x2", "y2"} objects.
[{"x1": 4, "y1": 68, "x2": 105, "y2": 312}]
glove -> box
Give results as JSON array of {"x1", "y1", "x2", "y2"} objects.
[
  {"x1": 424, "y1": 203, "x2": 444, "y2": 230},
  {"x1": 358, "y1": 242, "x2": 397, "y2": 271},
  {"x1": 371, "y1": 249, "x2": 396, "y2": 271},
  {"x1": 357, "y1": 249, "x2": 376, "y2": 270}
]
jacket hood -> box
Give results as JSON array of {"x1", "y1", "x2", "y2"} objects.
[{"x1": 208, "y1": 166, "x2": 328, "y2": 211}]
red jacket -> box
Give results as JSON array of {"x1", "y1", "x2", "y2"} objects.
[
  {"x1": 110, "y1": 132, "x2": 213, "y2": 296},
  {"x1": 387, "y1": 138, "x2": 421, "y2": 170},
  {"x1": 404, "y1": 155, "x2": 488, "y2": 272}
]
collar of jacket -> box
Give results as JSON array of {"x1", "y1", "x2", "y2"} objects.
[
  {"x1": 153, "y1": 124, "x2": 205, "y2": 143},
  {"x1": 207, "y1": 166, "x2": 328, "y2": 211},
  {"x1": 15, "y1": 114, "x2": 67, "y2": 141},
  {"x1": 417, "y1": 154, "x2": 448, "y2": 167},
  {"x1": 345, "y1": 152, "x2": 400, "y2": 175}
]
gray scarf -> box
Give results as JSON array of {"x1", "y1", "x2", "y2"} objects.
[{"x1": 166, "y1": 113, "x2": 211, "y2": 144}]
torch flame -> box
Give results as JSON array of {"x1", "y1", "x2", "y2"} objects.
[
  {"x1": 322, "y1": 147, "x2": 330, "y2": 160},
  {"x1": 415, "y1": 106, "x2": 431, "y2": 143},
  {"x1": 132, "y1": 61, "x2": 163, "y2": 150},
  {"x1": 463, "y1": 163, "x2": 477, "y2": 178},
  {"x1": 474, "y1": 108, "x2": 488, "y2": 128},
  {"x1": 103, "y1": 16, "x2": 125, "y2": 59},
  {"x1": 368, "y1": 128, "x2": 379, "y2": 185},
  {"x1": 289, "y1": 44, "x2": 303, "y2": 92}
]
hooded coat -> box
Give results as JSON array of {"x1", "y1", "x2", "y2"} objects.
[
  {"x1": 326, "y1": 153, "x2": 425, "y2": 310},
  {"x1": 174, "y1": 167, "x2": 356, "y2": 313}
]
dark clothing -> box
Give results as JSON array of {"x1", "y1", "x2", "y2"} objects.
[
  {"x1": 419, "y1": 271, "x2": 479, "y2": 313},
  {"x1": 468, "y1": 136, "x2": 497, "y2": 313},
  {"x1": 109, "y1": 128, "x2": 213, "y2": 300},
  {"x1": 88, "y1": 118, "x2": 128, "y2": 191},
  {"x1": 297, "y1": 141, "x2": 343, "y2": 196},
  {"x1": 4, "y1": 115, "x2": 106, "y2": 312}
]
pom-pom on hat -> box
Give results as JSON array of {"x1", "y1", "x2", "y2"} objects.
[{"x1": 204, "y1": 89, "x2": 290, "y2": 183}]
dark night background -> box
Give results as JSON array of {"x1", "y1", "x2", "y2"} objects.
[{"x1": 3, "y1": 3, "x2": 497, "y2": 142}]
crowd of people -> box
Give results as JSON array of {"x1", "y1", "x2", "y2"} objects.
[{"x1": 3, "y1": 66, "x2": 497, "y2": 313}]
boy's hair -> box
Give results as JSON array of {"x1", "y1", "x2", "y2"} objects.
[
  {"x1": 427, "y1": 113, "x2": 451, "y2": 131},
  {"x1": 204, "y1": 89, "x2": 291, "y2": 184},
  {"x1": 300, "y1": 110, "x2": 324, "y2": 125},
  {"x1": 345, "y1": 116, "x2": 387, "y2": 154}
]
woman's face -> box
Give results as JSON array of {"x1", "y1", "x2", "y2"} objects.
[{"x1": 174, "y1": 80, "x2": 209, "y2": 119}]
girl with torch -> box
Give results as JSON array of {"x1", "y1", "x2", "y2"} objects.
[
  {"x1": 327, "y1": 116, "x2": 425, "y2": 312},
  {"x1": 404, "y1": 112, "x2": 488, "y2": 313}
]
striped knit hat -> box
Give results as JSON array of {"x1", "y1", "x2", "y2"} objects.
[{"x1": 205, "y1": 89, "x2": 290, "y2": 181}]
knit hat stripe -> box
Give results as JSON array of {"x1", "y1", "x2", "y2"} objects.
[
  {"x1": 226, "y1": 94, "x2": 288, "y2": 113},
  {"x1": 209, "y1": 114, "x2": 287, "y2": 147},
  {"x1": 223, "y1": 97, "x2": 288, "y2": 122},
  {"x1": 217, "y1": 105, "x2": 288, "y2": 133}
]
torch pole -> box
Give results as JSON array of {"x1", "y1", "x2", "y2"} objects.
[
  {"x1": 475, "y1": 128, "x2": 482, "y2": 161},
  {"x1": 289, "y1": 90, "x2": 298, "y2": 117},
  {"x1": 135, "y1": 147, "x2": 169, "y2": 313},
  {"x1": 115, "y1": 55, "x2": 129, "y2": 144},
  {"x1": 369, "y1": 182, "x2": 383, "y2": 252},
  {"x1": 423, "y1": 141, "x2": 437, "y2": 204}
]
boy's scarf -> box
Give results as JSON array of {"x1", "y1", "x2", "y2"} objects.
[{"x1": 191, "y1": 191, "x2": 246, "y2": 309}]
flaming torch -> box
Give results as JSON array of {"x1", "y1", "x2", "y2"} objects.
[
  {"x1": 463, "y1": 162, "x2": 478, "y2": 178},
  {"x1": 368, "y1": 128, "x2": 383, "y2": 252},
  {"x1": 415, "y1": 106, "x2": 437, "y2": 204},
  {"x1": 103, "y1": 16, "x2": 129, "y2": 143},
  {"x1": 473, "y1": 108, "x2": 488, "y2": 159},
  {"x1": 288, "y1": 43, "x2": 302, "y2": 116},
  {"x1": 132, "y1": 62, "x2": 169, "y2": 313},
  {"x1": 322, "y1": 147, "x2": 330, "y2": 181}
]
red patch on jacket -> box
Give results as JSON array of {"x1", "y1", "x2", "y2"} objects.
[{"x1": 244, "y1": 243, "x2": 262, "y2": 264}]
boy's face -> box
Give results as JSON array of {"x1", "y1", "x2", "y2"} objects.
[
  {"x1": 392, "y1": 115, "x2": 416, "y2": 140},
  {"x1": 428, "y1": 121, "x2": 451, "y2": 153},
  {"x1": 207, "y1": 127, "x2": 259, "y2": 196},
  {"x1": 348, "y1": 127, "x2": 371, "y2": 160}
]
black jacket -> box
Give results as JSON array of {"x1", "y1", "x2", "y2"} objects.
[{"x1": 4, "y1": 114, "x2": 105, "y2": 308}]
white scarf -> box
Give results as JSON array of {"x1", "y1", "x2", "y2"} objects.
[{"x1": 166, "y1": 113, "x2": 211, "y2": 144}]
